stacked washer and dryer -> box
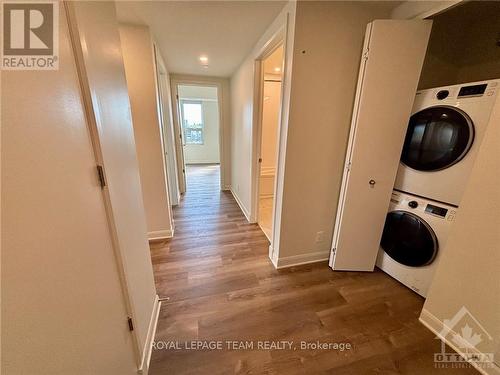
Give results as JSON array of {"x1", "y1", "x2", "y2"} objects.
[{"x1": 377, "y1": 80, "x2": 499, "y2": 297}]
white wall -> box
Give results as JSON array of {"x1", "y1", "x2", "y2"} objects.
[
  {"x1": 178, "y1": 85, "x2": 220, "y2": 164},
  {"x1": 275, "y1": 1, "x2": 393, "y2": 262},
  {"x1": 421, "y1": 94, "x2": 500, "y2": 372},
  {"x1": 120, "y1": 24, "x2": 174, "y2": 240}
]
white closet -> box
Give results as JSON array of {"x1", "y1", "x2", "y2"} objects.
[{"x1": 330, "y1": 20, "x2": 432, "y2": 271}]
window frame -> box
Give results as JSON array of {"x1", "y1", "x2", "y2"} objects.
[{"x1": 180, "y1": 99, "x2": 205, "y2": 145}]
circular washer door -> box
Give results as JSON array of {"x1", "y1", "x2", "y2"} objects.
[
  {"x1": 380, "y1": 211, "x2": 438, "y2": 267},
  {"x1": 401, "y1": 106, "x2": 474, "y2": 171}
]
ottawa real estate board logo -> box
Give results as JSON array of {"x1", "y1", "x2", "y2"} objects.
[{"x1": 1, "y1": 1, "x2": 59, "y2": 70}]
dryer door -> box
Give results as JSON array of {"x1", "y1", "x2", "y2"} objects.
[
  {"x1": 380, "y1": 211, "x2": 438, "y2": 267},
  {"x1": 401, "y1": 106, "x2": 474, "y2": 171}
]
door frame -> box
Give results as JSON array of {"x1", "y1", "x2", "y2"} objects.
[
  {"x1": 251, "y1": 41, "x2": 285, "y2": 241},
  {"x1": 250, "y1": 26, "x2": 286, "y2": 246},
  {"x1": 170, "y1": 75, "x2": 228, "y2": 191}
]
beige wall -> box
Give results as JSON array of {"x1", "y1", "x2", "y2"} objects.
[
  {"x1": 2, "y1": 4, "x2": 140, "y2": 373},
  {"x1": 276, "y1": 1, "x2": 392, "y2": 260},
  {"x1": 119, "y1": 24, "x2": 173, "y2": 239},
  {"x1": 230, "y1": 56, "x2": 256, "y2": 212},
  {"x1": 178, "y1": 85, "x2": 220, "y2": 164},
  {"x1": 421, "y1": 94, "x2": 500, "y2": 369},
  {"x1": 418, "y1": 1, "x2": 500, "y2": 89}
]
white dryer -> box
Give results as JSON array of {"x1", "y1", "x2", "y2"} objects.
[
  {"x1": 394, "y1": 80, "x2": 499, "y2": 206},
  {"x1": 376, "y1": 191, "x2": 456, "y2": 297}
]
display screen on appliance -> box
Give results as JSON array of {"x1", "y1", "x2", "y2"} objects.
[
  {"x1": 458, "y1": 84, "x2": 487, "y2": 97},
  {"x1": 425, "y1": 204, "x2": 448, "y2": 217}
]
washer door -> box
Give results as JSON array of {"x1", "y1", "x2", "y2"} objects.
[
  {"x1": 380, "y1": 211, "x2": 438, "y2": 267},
  {"x1": 401, "y1": 106, "x2": 474, "y2": 171}
]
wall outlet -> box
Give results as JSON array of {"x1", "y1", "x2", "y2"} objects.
[{"x1": 315, "y1": 231, "x2": 325, "y2": 243}]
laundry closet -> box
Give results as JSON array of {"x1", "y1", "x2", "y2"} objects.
[{"x1": 329, "y1": 1, "x2": 500, "y2": 297}]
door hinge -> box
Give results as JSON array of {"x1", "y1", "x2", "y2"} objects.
[
  {"x1": 182, "y1": 168, "x2": 186, "y2": 173},
  {"x1": 258, "y1": 158, "x2": 262, "y2": 163},
  {"x1": 96, "y1": 165, "x2": 106, "y2": 188},
  {"x1": 362, "y1": 48, "x2": 369, "y2": 61},
  {"x1": 346, "y1": 162, "x2": 352, "y2": 171},
  {"x1": 127, "y1": 317, "x2": 134, "y2": 331},
  {"x1": 176, "y1": 94, "x2": 179, "y2": 100}
]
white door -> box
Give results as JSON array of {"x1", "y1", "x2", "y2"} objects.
[
  {"x1": 330, "y1": 20, "x2": 432, "y2": 271},
  {"x1": 154, "y1": 46, "x2": 180, "y2": 205},
  {"x1": 66, "y1": 1, "x2": 158, "y2": 365},
  {"x1": 171, "y1": 84, "x2": 188, "y2": 193}
]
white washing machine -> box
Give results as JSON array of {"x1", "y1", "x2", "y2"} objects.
[
  {"x1": 376, "y1": 191, "x2": 457, "y2": 297},
  {"x1": 394, "y1": 79, "x2": 499, "y2": 206}
]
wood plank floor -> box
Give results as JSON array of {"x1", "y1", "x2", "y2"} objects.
[{"x1": 149, "y1": 164, "x2": 476, "y2": 375}]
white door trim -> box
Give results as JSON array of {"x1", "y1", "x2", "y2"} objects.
[{"x1": 250, "y1": 24, "x2": 286, "y2": 232}]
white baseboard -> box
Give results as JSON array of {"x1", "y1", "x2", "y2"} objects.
[
  {"x1": 138, "y1": 295, "x2": 161, "y2": 374},
  {"x1": 148, "y1": 228, "x2": 174, "y2": 241},
  {"x1": 229, "y1": 188, "x2": 251, "y2": 222},
  {"x1": 272, "y1": 250, "x2": 330, "y2": 269},
  {"x1": 419, "y1": 308, "x2": 500, "y2": 375},
  {"x1": 185, "y1": 161, "x2": 220, "y2": 165}
]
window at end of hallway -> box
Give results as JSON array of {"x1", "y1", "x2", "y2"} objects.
[{"x1": 181, "y1": 100, "x2": 204, "y2": 145}]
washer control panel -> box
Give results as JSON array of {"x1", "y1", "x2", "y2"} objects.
[
  {"x1": 391, "y1": 192, "x2": 457, "y2": 222},
  {"x1": 425, "y1": 204, "x2": 448, "y2": 217}
]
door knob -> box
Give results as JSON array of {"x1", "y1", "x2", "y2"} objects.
[{"x1": 369, "y1": 179, "x2": 376, "y2": 186}]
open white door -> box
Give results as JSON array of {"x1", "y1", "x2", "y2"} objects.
[
  {"x1": 154, "y1": 45, "x2": 181, "y2": 206},
  {"x1": 171, "y1": 84, "x2": 188, "y2": 193},
  {"x1": 330, "y1": 20, "x2": 432, "y2": 271}
]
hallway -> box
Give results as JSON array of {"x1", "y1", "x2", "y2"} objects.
[{"x1": 148, "y1": 165, "x2": 472, "y2": 375}]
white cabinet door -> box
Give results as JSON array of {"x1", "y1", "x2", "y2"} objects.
[{"x1": 330, "y1": 20, "x2": 432, "y2": 271}]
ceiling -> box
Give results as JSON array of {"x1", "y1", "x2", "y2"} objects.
[{"x1": 116, "y1": 1, "x2": 287, "y2": 77}]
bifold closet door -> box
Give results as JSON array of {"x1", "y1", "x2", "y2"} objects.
[{"x1": 330, "y1": 20, "x2": 432, "y2": 271}]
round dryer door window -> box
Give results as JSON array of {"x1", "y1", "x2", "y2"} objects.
[
  {"x1": 401, "y1": 106, "x2": 474, "y2": 171},
  {"x1": 380, "y1": 211, "x2": 438, "y2": 267}
]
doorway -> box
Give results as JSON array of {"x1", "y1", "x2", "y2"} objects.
[
  {"x1": 256, "y1": 45, "x2": 284, "y2": 241},
  {"x1": 172, "y1": 82, "x2": 224, "y2": 192}
]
